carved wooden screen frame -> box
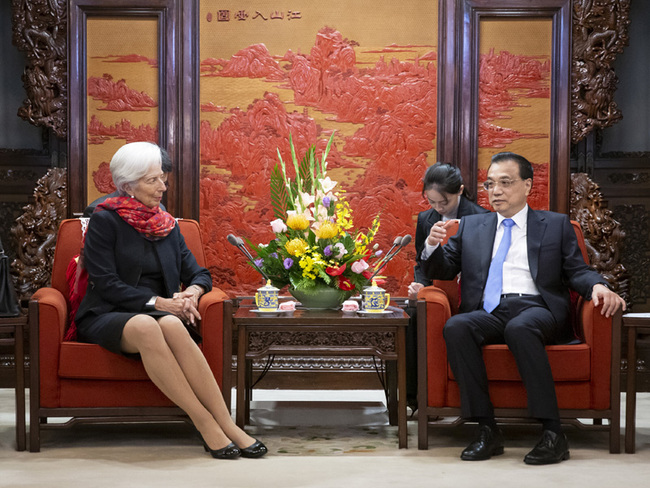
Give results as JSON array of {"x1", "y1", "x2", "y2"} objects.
[
  {"x1": 439, "y1": 0, "x2": 571, "y2": 213},
  {"x1": 67, "y1": 0, "x2": 199, "y2": 218}
]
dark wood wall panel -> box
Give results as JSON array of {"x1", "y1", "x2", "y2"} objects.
[
  {"x1": 67, "y1": 0, "x2": 198, "y2": 219},
  {"x1": 439, "y1": 0, "x2": 572, "y2": 213}
]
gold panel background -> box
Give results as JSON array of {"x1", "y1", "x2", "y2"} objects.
[
  {"x1": 86, "y1": 18, "x2": 159, "y2": 205},
  {"x1": 477, "y1": 18, "x2": 552, "y2": 210}
]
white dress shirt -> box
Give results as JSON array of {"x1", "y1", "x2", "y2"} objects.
[
  {"x1": 421, "y1": 205, "x2": 540, "y2": 298},
  {"x1": 485, "y1": 205, "x2": 540, "y2": 299}
]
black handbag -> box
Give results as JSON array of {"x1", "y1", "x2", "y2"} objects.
[{"x1": 0, "y1": 236, "x2": 20, "y2": 317}]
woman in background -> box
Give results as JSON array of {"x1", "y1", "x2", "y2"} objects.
[
  {"x1": 406, "y1": 162, "x2": 489, "y2": 411},
  {"x1": 75, "y1": 142, "x2": 267, "y2": 459}
]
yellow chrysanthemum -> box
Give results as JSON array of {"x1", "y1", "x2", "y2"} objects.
[
  {"x1": 286, "y1": 238, "x2": 309, "y2": 256},
  {"x1": 315, "y1": 221, "x2": 339, "y2": 239},
  {"x1": 286, "y1": 213, "x2": 310, "y2": 231},
  {"x1": 299, "y1": 255, "x2": 318, "y2": 280}
]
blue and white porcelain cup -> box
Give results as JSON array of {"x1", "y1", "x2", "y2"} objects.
[
  {"x1": 255, "y1": 281, "x2": 279, "y2": 311},
  {"x1": 362, "y1": 280, "x2": 390, "y2": 312}
]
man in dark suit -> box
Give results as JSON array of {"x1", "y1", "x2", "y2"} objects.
[
  {"x1": 82, "y1": 146, "x2": 172, "y2": 217},
  {"x1": 419, "y1": 152, "x2": 625, "y2": 465}
]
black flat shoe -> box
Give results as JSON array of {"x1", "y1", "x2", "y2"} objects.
[
  {"x1": 240, "y1": 439, "x2": 268, "y2": 458},
  {"x1": 202, "y1": 440, "x2": 241, "y2": 459},
  {"x1": 524, "y1": 430, "x2": 570, "y2": 465},
  {"x1": 460, "y1": 424, "x2": 504, "y2": 461}
]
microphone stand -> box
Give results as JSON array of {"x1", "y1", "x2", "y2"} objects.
[
  {"x1": 373, "y1": 235, "x2": 402, "y2": 273},
  {"x1": 226, "y1": 234, "x2": 270, "y2": 282},
  {"x1": 368, "y1": 235, "x2": 412, "y2": 282}
]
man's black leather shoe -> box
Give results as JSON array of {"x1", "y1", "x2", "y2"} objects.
[
  {"x1": 524, "y1": 430, "x2": 570, "y2": 465},
  {"x1": 460, "y1": 425, "x2": 504, "y2": 461}
]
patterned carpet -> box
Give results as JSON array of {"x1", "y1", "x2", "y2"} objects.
[{"x1": 247, "y1": 424, "x2": 402, "y2": 455}]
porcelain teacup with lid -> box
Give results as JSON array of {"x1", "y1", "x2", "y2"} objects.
[
  {"x1": 362, "y1": 280, "x2": 390, "y2": 312},
  {"x1": 255, "y1": 280, "x2": 279, "y2": 311}
]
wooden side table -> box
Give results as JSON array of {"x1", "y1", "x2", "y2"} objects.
[
  {"x1": 0, "y1": 314, "x2": 27, "y2": 451},
  {"x1": 623, "y1": 313, "x2": 650, "y2": 453},
  {"x1": 228, "y1": 299, "x2": 410, "y2": 448}
]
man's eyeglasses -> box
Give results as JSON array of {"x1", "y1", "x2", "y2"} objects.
[{"x1": 482, "y1": 178, "x2": 522, "y2": 191}]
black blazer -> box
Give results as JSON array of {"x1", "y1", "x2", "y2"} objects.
[
  {"x1": 420, "y1": 208, "x2": 607, "y2": 328},
  {"x1": 414, "y1": 195, "x2": 489, "y2": 285},
  {"x1": 75, "y1": 210, "x2": 212, "y2": 322}
]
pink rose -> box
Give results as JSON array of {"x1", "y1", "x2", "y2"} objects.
[
  {"x1": 351, "y1": 259, "x2": 369, "y2": 274},
  {"x1": 341, "y1": 300, "x2": 359, "y2": 312},
  {"x1": 270, "y1": 218, "x2": 287, "y2": 234}
]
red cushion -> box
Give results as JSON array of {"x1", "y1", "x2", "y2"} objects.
[{"x1": 58, "y1": 342, "x2": 150, "y2": 380}]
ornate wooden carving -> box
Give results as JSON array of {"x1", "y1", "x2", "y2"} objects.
[
  {"x1": 570, "y1": 172, "x2": 629, "y2": 302},
  {"x1": 246, "y1": 356, "x2": 381, "y2": 371},
  {"x1": 249, "y1": 331, "x2": 396, "y2": 354},
  {"x1": 11, "y1": 0, "x2": 67, "y2": 138},
  {"x1": 571, "y1": 0, "x2": 630, "y2": 143},
  {"x1": 10, "y1": 168, "x2": 67, "y2": 304}
]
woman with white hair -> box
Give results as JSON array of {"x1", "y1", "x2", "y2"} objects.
[{"x1": 75, "y1": 141, "x2": 267, "y2": 459}]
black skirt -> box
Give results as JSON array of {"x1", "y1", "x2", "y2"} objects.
[{"x1": 76, "y1": 310, "x2": 202, "y2": 356}]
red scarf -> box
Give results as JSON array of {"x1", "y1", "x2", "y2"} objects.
[{"x1": 97, "y1": 196, "x2": 176, "y2": 241}]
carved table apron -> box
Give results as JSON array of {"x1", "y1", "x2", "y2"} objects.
[{"x1": 229, "y1": 300, "x2": 410, "y2": 448}]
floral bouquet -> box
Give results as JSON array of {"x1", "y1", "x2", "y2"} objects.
[{"x1": 250, "y1": 133, "x2": 383, "y2": 306}]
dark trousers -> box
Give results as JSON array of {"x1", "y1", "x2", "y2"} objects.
[{"x1": 443, "y1": 295, "x2": 560, "y2": 421}]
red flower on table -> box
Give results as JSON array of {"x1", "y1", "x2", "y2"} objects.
[
  {"x1": 326, "y1": 263, "x2": 346, "y2": 276},
  {"x1": 337, "y1": 276, "x2": 354, "y2": 291}
]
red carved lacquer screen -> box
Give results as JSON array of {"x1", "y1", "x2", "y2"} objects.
[{"x1": 199, "y1": 0, "x2": 439, "y2": 296}]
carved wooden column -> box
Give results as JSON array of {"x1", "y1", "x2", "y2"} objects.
[
  {"x1": 11, "y1": 0, "x2": 67, "y2": 138},
  {"x1": 571, "y1": 0, "x2": 630, "y2": 144},
  {"x1": 10, "y1": 168, "x2": 67, "y2": 306},
  {"x1": 570, "y1": 172, "x2": 629, "y2": 301}
]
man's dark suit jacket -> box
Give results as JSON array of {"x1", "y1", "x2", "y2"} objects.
[
  {"x1": 75, "y1": 210, "x2": 212, "y2": 323},
  {"x1": 414, "y1": 195, "x2": 489, "y2": 285},
  {"x1": 83, "y1": 191, "x2": 167, "y2": 217},
  {"x1": 420, "y1": 208, "x2": 606, "y2": 333}
]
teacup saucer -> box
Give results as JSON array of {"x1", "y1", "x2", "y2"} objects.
[
  {"x1": 251, "y1": 309, "x2": 291, "y2": 316},
  {"x1": 357, "y1": 309, "x2": 393, "y2": 315}
]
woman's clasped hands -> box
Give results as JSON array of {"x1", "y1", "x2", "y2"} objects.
[{"x1": 158, "y1": 285, "x2": 204, "y2": 325}]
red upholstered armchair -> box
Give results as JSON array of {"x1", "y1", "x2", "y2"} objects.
[
  {"x1": 28, "y1": 218, "x2": 231, "y2": 452},
  {"x1": 416, "y1": 220, "x2": 622, "y2": 453}
]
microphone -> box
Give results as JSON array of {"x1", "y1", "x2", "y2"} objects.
[
  {"x1": 374, "y1": 235, "x2": 402, "y2": 271},
  {"x1": 226, "y1": 233, "x2": 270, "y2": 281},
  {"x1": 368, "y1": 234, "x2": 412, "y2": 281}
]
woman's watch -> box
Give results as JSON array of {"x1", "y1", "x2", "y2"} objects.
[{"x1": 145, "y1": 296, "x2": 158, "y2": 311}]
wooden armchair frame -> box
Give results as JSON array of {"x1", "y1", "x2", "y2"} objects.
[
  {"x1": 28, "y1": 218, "x2": 232, "y2": 452},
  {"x1": 416, "y1": 220, "x2": 621, "y2": 453}
]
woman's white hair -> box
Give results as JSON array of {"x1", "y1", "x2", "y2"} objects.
[{"x1": 110, "y1": 142, "x2": 163, "y2": 195}]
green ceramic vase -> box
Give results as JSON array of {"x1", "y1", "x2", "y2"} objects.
[{"x1": 289, "y1": 285, "x2": 352, "y2": 310}]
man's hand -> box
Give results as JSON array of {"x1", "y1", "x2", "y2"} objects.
[
  {"x1": 408, "y1": 282, "x2": 425, "y2": 300},
  {"x1": 591, "y1": 283, "x2": 626, "y2": 318},
  {"x1": 426, "y1": 219, "x2": 458, "y2": 247}
]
